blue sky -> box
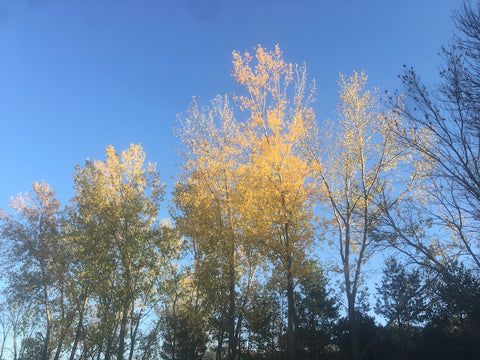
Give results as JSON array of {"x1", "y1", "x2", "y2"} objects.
[{"x1": 0, "y1": 0, "x2": 459, "y2": 213}]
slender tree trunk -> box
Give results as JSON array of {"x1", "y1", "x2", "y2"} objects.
[
  {"x1": 0, "y1": 333, "x2": 6, "y2": 360},
  {"x1": 141, "y1": 320, "x2": 162, "y2": 360},
  {"x1": 172, "y1": 296, "x2": 178, "y2": 360},
  {"x1": 285, "y1": 223, "x2": 297, "y2": 360},
  {"x1": 234, "y1": 265, "x2": 256, "y2": 358},
  {"x1": 286, "y1": 265, "x2": 297, "y2": 360},
  {"x1": 118, "y1": 263, "x2": 132, "y2": 360},
  {"x1": 347, "y1": 293, "x2": 361, "y2": 360},
  {"x1": 69, "y1": 321, "x2": 82, "y2": 360},
  {"x1": 104, "y1": 320, "x2": 119, "y2": 360},
  {"x1": 53, "y1": 311, "x2": 76, "y2": 360},
  {"x1": 228, "y1": 245, "x2": 236, "y2": 359},
  {"x1": 117, "y1": 307, "x2": 129, "y2": 360},
  {"x1": 69, "y1": 294, "x2": 88, "y2": 360},
  {"x1": 13, "y1": 320, "x2": 17, "y2": 360},
  {"x1": 128, "y1": 310, "x2": 142, "y2": 360},
  {"x1": 42, "y1": 284, "x2": 52, "y2": 360},
  {"x1": 104, "y1": 339, "x2": 111, "y2": 360},
  {"x1": 216, "y1": 331, "x2": 224, "y2": 360},
  {"x1": 97, "y1": 343, "x2": 103, "y2": 360}
]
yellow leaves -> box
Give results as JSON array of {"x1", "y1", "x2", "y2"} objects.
[
  {"x1": 232, "y1": 47, "x2": 316, "y2": 255},
  {"x1": 232, "y1": 44, "x2": 292, "y2": 97},
  {"x1": 232, "y1": 44, "x2": 295, "y2": 135},
  {"x1": 324, "y1": 70, "x2": 412, "y2": 200},
  {"x1": 176, "y1": 45, "x2": 316, "y2": 273},
  {"x1": 75, "y1": 144, "x2": 164, "y2": 232},
  {"x1": 8, "y1": 181, "x2": 60, "y2": 224}
]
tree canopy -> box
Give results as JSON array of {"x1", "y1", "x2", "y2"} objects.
[{"x1": 1, "y1": 3, "x2": 480, "y2": 360}]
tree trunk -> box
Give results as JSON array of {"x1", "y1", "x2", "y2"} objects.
[
  {"x1": 347, "y1": 293, "x2": 361, "y2": 360},
  {"x1": 13, "y1": 319, "x2": 17, "y2": 360},
  {"x1": 284, "y1": 222, "x2": 297, "y2": 360},
  {"x1": 42, "y1": 284, "x2": 52, "y2": 360},
  {"x1": 141, "y1": 320, "x2": 162, "y2": 360},
  {"x1": 286, "y1": 266, "x2": 297, "y2": 360},
  {"x1": 104, "y1": 320, "x2": 118, "y2": 360},
  {"x1": 228, "y1": 246, "x2": 236, "y2": 359},
  {"x1": 53, "y1": 312, "x2": 75, "y2": 360},
  {"x1": 118, "y1": 262, "x2": 132, "y2": 360},
  {"x1": 216, "y1": 331, "x2": 224, "y2": 360},
  {"x1": 69, "y1": 294, "x2": 88, "y2": 360},
  {"x1": 128, "y1": 311, "x2": 141, "y2": 360},
  {"x1": 117, "y1": 307, "x2": 129, "y2": 360}
]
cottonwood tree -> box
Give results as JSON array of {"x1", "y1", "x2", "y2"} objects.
[
  {"x1": 232, "y1": 45, "x2": 317, "y2": 360},
  {"x1": 173, "y1": 95, "x2": 259, "y2": 359},
  {"x1": 175, "y1": 45, "x2": 317, "y2": 360},
  {"x1": 307, "y1": 71, "x2": 414, "y2": 360},
  {"x1": 0, "y1": 182, "x2": 70, "y2": 360},
  {"x1": 71, "y1": 144, "x2": 177, "y2": 360}
]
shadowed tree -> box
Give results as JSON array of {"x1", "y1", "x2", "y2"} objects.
[
  {"x1": 390, "y1": 1, "x2": 480, "y2": 272},
  {"x1": 375, "y1": 257, "x2": 426, "y2": 360},
  {"x1": 306, "y1": 71, "x2": 415, "y2": 360}
]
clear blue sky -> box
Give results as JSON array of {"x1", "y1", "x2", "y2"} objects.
[{"x1": 0, "y1": 0, "x2": 458, "y2": 213}]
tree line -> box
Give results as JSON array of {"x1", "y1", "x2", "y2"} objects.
[{"x1": 1, "y1": 2, "x2": 480, "y2": 360}]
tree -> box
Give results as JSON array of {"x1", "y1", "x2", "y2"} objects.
[
  {"x1": 0, "y1": 300, "x2": 16, "y2": 360},
  {"x1": 333, "y1": 311, "x2": 384, "y2": 360},
  {"x1": 71, "y1": 144, "x2": 176, "y2": 360},
  {"x1": 156, "y1": 249, "x2": 209, "y2": 360},
  {"x1": 295, "y1": 260, "x2": 339, "y2": 360},
  {"x1": 416, "y1": 262, "x2": 480, "y2": 360},
  {"x1": 375, "y1": 6, "x2": 480, "y2": 343},
  {"x1": 17, "y1": 333, "x2": 44, "y2": 360},
  {"x1": 0, "y1": 181, "x2": 66, "y2": 360},
  {"x1": 243, "y1": 282, "x2": 284, "y2": 359},
  {"x1": 375, "y1": 257, "x2": 426, "y2": 328},
  {"x1": 159, "y1": 270, "x2": 209, "y2": 360},
  {"x1": 375, "y1": 257, "x2": 426, "y2": 359},
  {"x1": 307, "y1": 71, "x2": 412, "y2": 360},
  {"x1": 173, "y1": 95, "x2": 257, "y2": 359},
  {"x1": 391, "y1": 1, "x2": 480, "y2": 272},
  {"x1": 232, "y1": 45, "x2": 317, "y2": 360}
]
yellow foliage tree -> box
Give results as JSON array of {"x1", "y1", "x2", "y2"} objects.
[
  {"x1": 174, "y1": 46, "x2": 317, "y2": 360},
  {"x1": 233, "y1": 45, "x2": 316, "y2": 360},
  {"x1": 173, "y1": 95, "x2": 258, "y2": 359}
]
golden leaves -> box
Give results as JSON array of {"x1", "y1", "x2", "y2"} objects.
[
  {"x1": 176, "y1": 45, "x2": 317, "y2": 275},
  {"x1": 232, "y1": 45, "x2": 295, "y2": 136}
]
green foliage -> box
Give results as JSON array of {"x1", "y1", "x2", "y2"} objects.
[
  {"x1": 375, "y1": 257, "x2": 426, "y2": 326},
  {"x1": 374, "y1": 257, "x2": 426, "y2": 359},
  {"x1": 18, "y1": 333, "x2": 44, "y2": 360},
  {"x1": 243, "y1": 284, "x2": 284, "y2": 357},
  {"x1": 296, "y1": 260, "x2": 339, "y2": 359},
  {"x1": 416, "y1": 262, "x2": 480, "y2": 359},
  {"x1": 160, "y1": 303, "x2": 208, "y2": 360}
]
